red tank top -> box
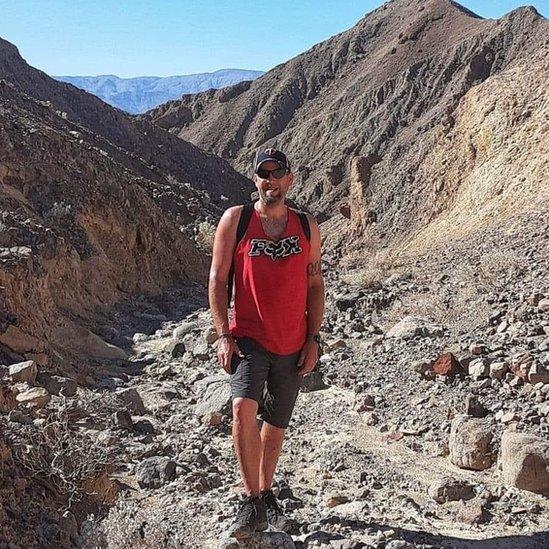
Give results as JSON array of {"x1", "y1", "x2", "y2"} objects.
[{"x1": 229, "y1": 207, "x2": 310, "y2": 355}]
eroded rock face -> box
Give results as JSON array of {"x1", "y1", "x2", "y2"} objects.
[
  {"x1": 449, "y1": 415, "x2": 494, "y2": 471},
  {"x1": 499, "y1": 431, "x2": 549, "y2": 496},
  {"x1": 0, "y1": 37, "x2": 252, "y2": 370},
  {"x1": 146, "y1": 0, "x2": 548, "y2": 261}
]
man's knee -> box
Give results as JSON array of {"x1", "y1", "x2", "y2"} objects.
[{"x1": 232, "y1": 397, "x2": 259, "y2": 423}]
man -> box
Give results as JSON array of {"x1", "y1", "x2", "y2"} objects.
[{"x1": 208, "y1": 148, "x2": 325, "y2": 538}]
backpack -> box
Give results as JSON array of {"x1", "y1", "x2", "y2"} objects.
[{"x1": 227, "y1": 203, "x2": 311, "y2": 307}]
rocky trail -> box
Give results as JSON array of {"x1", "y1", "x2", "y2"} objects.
[
  {"x1": 74, "y1": 261, "x2": 549, "y2": 548},
  {"x1": 2, "y1": 209, "x2": 548, "y2": 548}
]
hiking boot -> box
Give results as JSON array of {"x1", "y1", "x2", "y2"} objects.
[
  {"x1": 227, "y1": 495, "x2": 268, "y2": 539},
  {"x1": 260, "y1": 489, "x2": 300, "y2": 534}
]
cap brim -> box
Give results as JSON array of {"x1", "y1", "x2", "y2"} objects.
[{"x1": 256, "y1": 158, "x2": 284, "y2": 169}]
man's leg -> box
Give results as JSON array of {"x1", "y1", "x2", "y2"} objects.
[
  {"x1": 259, "y1": 422, "x2": 285, "y2": 491},
  {"x1": 232, "y1": 397, "x2": 262, "y2": 495}
]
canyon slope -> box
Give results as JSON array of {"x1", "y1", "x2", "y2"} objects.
[
  {"x1": 0, "y1": 36, "x2": 252, "y2": 375},
  {"x1": 147, "y1": 0, "x2": 548, "y2": 256}
]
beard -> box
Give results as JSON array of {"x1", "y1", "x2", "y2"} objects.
[{"x1": 258, "y1": 187, "x2": 284, "y2": 205}]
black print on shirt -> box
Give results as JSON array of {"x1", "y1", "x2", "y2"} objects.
[{"x1": 248, "y1": 235, "x2": 302, "y2": 261}]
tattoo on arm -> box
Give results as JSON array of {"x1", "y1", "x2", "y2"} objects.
[{"x1": 307, "y1": 260, "x2": 322, "y2": 277}]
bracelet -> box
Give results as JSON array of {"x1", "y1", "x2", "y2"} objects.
[{"x1": 218, "y1": 333, "x2": 233, "y2": 340}]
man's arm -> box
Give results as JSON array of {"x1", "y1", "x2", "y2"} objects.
[
  {"x1": 208, "y1": 206, "x2": 244, "y2": 372},
  {"x1": 297, "y1": 214, "x2": 325, "y2": 375}
]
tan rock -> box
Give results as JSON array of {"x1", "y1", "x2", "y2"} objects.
[
  {"x1": 202, "y1": 411, "x2": 223, "y2": 426},
  {"x1": 15, "y1": 387, "x2": 50, "y2": 408},
  {"x1": 324, "y1": 493, "x2": 349, "y2": 508},
  {"x1": 449, "y1": 415, "x2": 494, "y2": 471},
  {"x1": 499, "y1": 431, "x2": 549, "y2": 496},
  {"x1": 9, "y1": 360, "x2": 37, "y2": 383}
]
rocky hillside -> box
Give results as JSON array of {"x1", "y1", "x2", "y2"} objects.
[
  {"x1": 146, "y1": 0, "x2": 548, "y2": 255},
  {"x1": 55, "y1": 70, "x2": 264, "y2": 114},
  {"x1": 0, "y1": 36, "x2": 253, "y2": 375}
]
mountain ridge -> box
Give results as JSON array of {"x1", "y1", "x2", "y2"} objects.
[
  {"x1": 145, "y1": 0, "x2": 547, "y2": 255},
  {"x1": 55, "y1": 69, "x2": 264, "y2": 114}
]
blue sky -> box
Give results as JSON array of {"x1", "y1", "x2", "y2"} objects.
[{"x1": 0, "y1": 1, "x2": 547, "y2": 77}]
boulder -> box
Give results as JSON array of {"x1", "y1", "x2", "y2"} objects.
[
  {"x1": 464, "y1": 396, "x2": 489, "y2": 418},
  {"x1": 38, "y1": 374, "x2": 77, "y2": 397},
  {"x1": 489, "y1": 361, "x2": 508, "y2": 380},
  {"x1": 386, "y1": 316, "x2": 443, "y2": 339},
  {"x1": 9, "y1": 360, "x2": 37, "y2": 383},
  {"x1": 335, "y1": 292, "x2": 360, "y2": 312},
  {"x1": 468, "y1": 358, "x2": 488, "y2": 379},
  {"x1": 457, "y1": 499, "x2": 490, "y2": 524},
  {"x1": 433, "y1": 353, "x2": 461, "y2": 376},
  {"x1": 428, "y1": 477, "x2": 475, "y2": 503},
  {"x1": 164, "y1": 339, "x2": 186, "y2": 358},
  {"x1": 300, "y1": 371, "x2": 327, "y2": 392},
  {"x1": 202, "y1": 411, "x2": 223, "y2": 426},
  {"x1": 115, "y1": 387, "x2": 147, "y2": 415},
  {"x1": 172, "y1": 321, "x2": 199, "y2": 340},
  {"x1": 194, "y1": 374, "x2": 231, "y2": 416},
  {"x1": 449, "y1": 415, "x2": 494, "y2": 470},
  {"x1": 324, "y1": 493, "x2": 349, "y2": 508},
  {"x1": 499, "y1": 431, "x2": 549, "y2": 496},
  {"x1": 528, "y1": 363, "x2": 549, "y2": 384},
  {"x1": 205, "y1": 327, "x2": 218, "y2": 345},
  {"x1": 112, "y1": 410, "x2": 133, "y2": 430},
  {"x1": 135, "y1": 456, "x2": 176, "y2": 489},
  {"x1": 15, "y1": 387, "x2": 50, "y2": 408}
]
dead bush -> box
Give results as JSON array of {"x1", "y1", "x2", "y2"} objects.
[
  {"x1": 81, "y1": 500, "x2": 174, "y2": 549},
  {"x1": 195, "y1": 220, "x2": 216, "y2": 251},
  {"x1": 384, "y1": 286, "x2": 490, "y2": 332},
  {"x1": 476, "y1": 250, "x2": 524, "y2": 291},
  {"x1": 8, "y1": 404, "x2": 112, "y2": 509},
  {"x1": 341, "y1": 248, "x2": 400, "y2": 289}
]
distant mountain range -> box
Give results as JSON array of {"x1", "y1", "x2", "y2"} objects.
[{"x1": 55, "y1": 69, "x2": 264, "y2": 114}]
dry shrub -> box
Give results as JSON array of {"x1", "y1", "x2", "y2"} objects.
[
  {"x1": 384, "y1": 286, "x2": 490, "y2": 332},
  {"x1": 341, "y1": 248, "x2": 401, "y2": 289},
  {"x1": 195, "y1": 220, "x2": 216, "y2": 251},
  {"x1": 476, "y1": 250, "x2": 523, "y2": 291},
  {"x1": 77, "y1": 389, "x2": 126, "y2": 418},
  {"x1": 81, "y1": 500, "x2": 174, "y2": 549},
  {"x1": 8, "y1": 403, "x2": 111, "y2": 509}
]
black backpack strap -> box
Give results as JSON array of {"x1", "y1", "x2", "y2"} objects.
[
  {"x1": 295, "y1": 209, "x2": 311, "y2": 242},
  {"x1": 227, "y1": 204, "x2": 255, "y2": 307}
]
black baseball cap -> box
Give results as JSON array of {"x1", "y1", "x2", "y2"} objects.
[{"x1": 254, "y1": 148, "x2": 291, "y2": 173}]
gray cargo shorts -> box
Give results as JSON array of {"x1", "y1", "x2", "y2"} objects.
[{"x1": 230, "y1": 336, "x2": 302, "y2": 429}]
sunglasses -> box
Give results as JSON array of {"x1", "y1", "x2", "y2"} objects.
[{"x1": 256, "y1": 167, "x2": 288, "y2": 180}]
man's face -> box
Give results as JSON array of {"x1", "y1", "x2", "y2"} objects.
[{"x1": 254, "y1": 160, "x2": 294, "y2": 205}]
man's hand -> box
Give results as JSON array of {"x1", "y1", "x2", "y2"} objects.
[
  {"x1": 297, "y1": 339, "x2": 319, "y2": 376},
  {"x1": 217, "y1": 335, "x2": 244, "y2": 374}
]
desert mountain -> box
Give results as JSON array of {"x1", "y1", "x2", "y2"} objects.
[
  {"x1": 147, "y1": 0, "x2": 548, "y2": 255},
  {"x1": 56, "y1": 70, "x2": 264, "y2": 114},
  {"x1": 0, "y1": 36, "x2": 252, "y2": 374}
]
